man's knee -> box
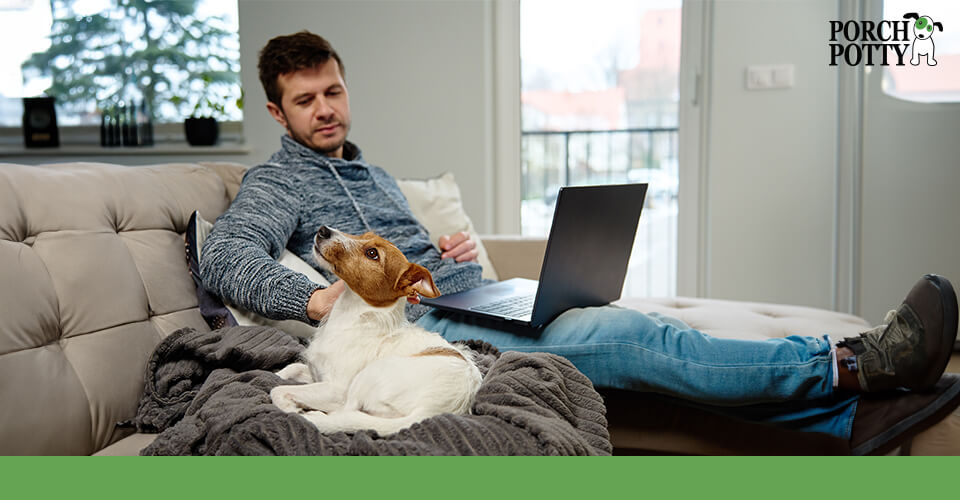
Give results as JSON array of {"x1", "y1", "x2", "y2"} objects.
[{"x1": 549, "y1": 305, "x2": 663, "y2": 344}]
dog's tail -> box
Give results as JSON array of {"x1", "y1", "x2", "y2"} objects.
[{"x1": 301, "y1": 410, "x2": 430, "y2": 436}]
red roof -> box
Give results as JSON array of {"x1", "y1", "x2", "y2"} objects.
[
  {"x1": 886, "y1": 53, "x2": 960, "y2": 95},
  {"x1": 521, "y1": 87, "x2": 626, "y2": 130}
]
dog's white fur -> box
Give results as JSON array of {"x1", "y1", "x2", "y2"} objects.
[{"x1": 270, "y1": 227, "x2": 482, "y2": 436}]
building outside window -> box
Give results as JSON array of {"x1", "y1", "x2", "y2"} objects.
[
  {"x1": 881, "y1": 0, "x2": 960, "y2": 103},
  {"x1": 521, "y1": 0, "x2": 681, "y2": 297}
]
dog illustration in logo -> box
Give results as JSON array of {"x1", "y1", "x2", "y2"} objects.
[{"x1": 904, "y1": 12, "x2": 943, "y2": 66}]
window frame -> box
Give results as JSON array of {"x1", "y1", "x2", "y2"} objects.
[{"x1": 0, "y1": 120, "x2": 244, "y2": 149}]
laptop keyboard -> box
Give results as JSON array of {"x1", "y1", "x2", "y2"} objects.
[{"x1": 470, "y1": 294, "x2": 535, "y2": 318}]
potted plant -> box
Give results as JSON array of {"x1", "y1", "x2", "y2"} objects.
[
  {"x1": 184, "y1": 116, "x2": 219, "y2": 147},
  {"x1": 172, "y1": 75, "x2": 230, "y2": 146}
]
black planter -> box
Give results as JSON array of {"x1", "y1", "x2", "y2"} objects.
[{"x1": 184, "y1": 117, "x2": 219, "y2": 146}]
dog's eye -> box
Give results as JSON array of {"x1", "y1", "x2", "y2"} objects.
[{"x1": 365, "y1": 248, "x2": 379, "y2": 261}]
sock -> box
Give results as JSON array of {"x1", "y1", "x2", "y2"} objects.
[{"x1": 831, "y1": 347, "x2": 839, "y2": 388}]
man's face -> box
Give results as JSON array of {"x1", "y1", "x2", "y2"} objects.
[{"x1": 267, "y1": 59, "x2": 351, "y2": 158}]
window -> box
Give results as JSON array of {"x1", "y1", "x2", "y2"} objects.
[
  {"x1": 882, "y1": 0, "x2": 960, "y2": 103},
  {"x1": 521, "y1": 0, "x2": 681, "y2": 297},
  {"x1": 0, "y1": 0, "x2": 241, "y2": 130}
]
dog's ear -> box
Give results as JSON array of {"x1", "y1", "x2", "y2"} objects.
[
  {"x1": 396, "y1": 263, "x2": 441, "y2": 299},
  {"x1": 934, "y1": 21, "x2": 943, "y2": 31},
  {"x1": 903, "y1": 12, "x2": 919, "y2": 20}
]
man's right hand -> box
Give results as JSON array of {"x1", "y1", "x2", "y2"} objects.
[{"x1": 306, "y1": 280, "x2": 346, "y2": 321}]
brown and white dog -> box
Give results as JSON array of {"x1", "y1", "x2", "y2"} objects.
[{"x1": 270, "y1": 226, "x2": 482, "y2": 435}]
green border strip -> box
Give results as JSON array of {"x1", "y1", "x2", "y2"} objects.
[{"x1": 4, "y1": 456, "x2": 957, "y2": 499}]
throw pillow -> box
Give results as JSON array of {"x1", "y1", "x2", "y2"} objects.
[
  {"x1": 395, "y1": 172, "x2": 499, "y2": 281},
  {"x1": 185, "y1": 211, "x2": 239, "y2": 330}
]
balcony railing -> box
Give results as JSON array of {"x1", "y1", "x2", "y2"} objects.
[{"x1": 521, "y1": 127, "x2": 679, "y2": 297}]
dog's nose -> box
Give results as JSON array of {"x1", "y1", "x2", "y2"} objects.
[{"x1": 317, "y1": 226, "x2": 332, "y2": 241}]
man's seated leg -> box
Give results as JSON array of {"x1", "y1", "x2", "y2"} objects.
[
  {"x1": 417, "y1": 301, "x2": 854, "y2": 436},
  {"x1": 416, "y1": 275, "x2": 957, "y2": 441}
]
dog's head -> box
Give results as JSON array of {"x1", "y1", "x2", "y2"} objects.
[
  {"x1": 904, "y1": 12, "x2": 943, "y2": 41},
  {"x1": 312, "y1": 226, "x2": 440, "y2": 307}
]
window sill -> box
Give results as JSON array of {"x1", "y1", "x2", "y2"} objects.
[{"x1": 0, "y1": 143, "x2": 251, "y2": 157}]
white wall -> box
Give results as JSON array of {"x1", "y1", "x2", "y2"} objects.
[
  {"x1": 701, "y1": 0, "x2": 960, "y2": 319},
  {"x1": 237, "y1": 0, "x2": 497, "y2": 232},
  {"x1": 703, "y1": 0, "x2": 839, "y2": 309}
]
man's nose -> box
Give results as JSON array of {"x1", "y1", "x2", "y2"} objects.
[{"x1": 314, "y1": 98, "x2": 334, "y2": 119}]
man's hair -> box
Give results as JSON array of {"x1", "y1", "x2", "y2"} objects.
[{"x1": 258, "y1": 31, "x2": 345, "y2": 108}]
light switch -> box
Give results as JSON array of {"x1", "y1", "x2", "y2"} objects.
[
  {"x1": 745, "y1": 64, "x2": 795, "y2": 90},
  {"x1": 746, "y1": 66, "x2": 771, "y2": 90},
  {"x1": 771, "y1": 64, "x2": 795, "y2": 88}
]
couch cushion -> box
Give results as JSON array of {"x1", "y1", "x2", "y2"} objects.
[
  {"x1": 396, "y1": 172, "x2": 498, "y2": 281},
  {"x1": 0, "y1": 162, "x2": 234, "y2": 455},
  {"x1": 616, "y1": 296, "x2": 872, "y2": 341}
]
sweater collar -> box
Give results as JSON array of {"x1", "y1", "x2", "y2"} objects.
[{"x1": 280, "y1": 134, "x2": 365, "y2": 165}]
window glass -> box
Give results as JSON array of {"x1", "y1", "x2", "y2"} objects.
[
  {"x1": 521, "y1": 0, "x2": 681, "y2": 297},
  {"x1": 0, "y1": 0, "x2": 241, "y2": 126}
]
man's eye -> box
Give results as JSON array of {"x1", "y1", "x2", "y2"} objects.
[{"x1": 365, "y1": 248, "x2": 379, "y2": 260}]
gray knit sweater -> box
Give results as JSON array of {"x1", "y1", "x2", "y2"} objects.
[{"x1": 200, "y1": 135, "x2": 483, "y2": 324}]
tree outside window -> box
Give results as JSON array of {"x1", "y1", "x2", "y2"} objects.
[{"x1": 4, "y1": 0, "x2": 241, "y2": 126}]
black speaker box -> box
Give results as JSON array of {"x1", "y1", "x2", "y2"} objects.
[{"x1": 23, "y1": 96, "x2": 60, "y2": 148}]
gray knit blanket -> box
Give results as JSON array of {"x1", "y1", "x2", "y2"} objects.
[{"x1": 129, "y1": 326, "x2": 611, "y2": 455}]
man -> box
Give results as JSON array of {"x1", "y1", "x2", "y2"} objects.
[{"x1": 201, "y1": 31, "x2": 958, "y2": 441}]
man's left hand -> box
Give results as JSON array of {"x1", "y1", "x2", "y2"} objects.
[{"x1": 439, "y1": 231, "x2": 479, "y2": 263}]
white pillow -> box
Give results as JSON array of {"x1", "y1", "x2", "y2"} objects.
[{"x1": 396, "y1": 172, "x2": 498, "y2": 281}]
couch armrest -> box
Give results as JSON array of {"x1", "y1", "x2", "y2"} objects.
[{"x1": 479, "y1": 235, "x2": 547, "y2": 280}]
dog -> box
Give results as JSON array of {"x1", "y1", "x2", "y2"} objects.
[
  {"x1": 269, "y1": 226, "x2": 483, "y2": 436},
  {"x1": 904, "y1": 12, "x2": 943, "y2": 66}
]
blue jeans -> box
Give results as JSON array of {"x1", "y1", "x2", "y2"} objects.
[{"x1": 416, "y1": 305, "x2": 860, "y2": 439}]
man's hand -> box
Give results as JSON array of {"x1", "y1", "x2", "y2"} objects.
[
  {"x1": 306, "y1": 280, "x2": 346, "y2": 321},
  {"x1": 438, "y1": 231, "x2": 478, "y2": 263}
]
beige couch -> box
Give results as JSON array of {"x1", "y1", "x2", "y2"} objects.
[{"x1": 1, "y1": 161, "x2": 957, "y2": 455}]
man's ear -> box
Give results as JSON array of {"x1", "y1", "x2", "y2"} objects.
[
  {"x1": 266, "y1": 101, "x2": 288, "y2": 129},
  {"x1": 396, "y1": 263, "x2": 440, "y2": 299}
]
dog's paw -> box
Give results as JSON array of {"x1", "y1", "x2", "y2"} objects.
[
  {"x1": 270, "y1": 386, "x2": 306, "y2": 414},
  {"x1": 300, "y1": 410, "x2": 330, "y2": 428},
  {"x1": 275, "y1": 362, "x2": 314, "y2": 383}
]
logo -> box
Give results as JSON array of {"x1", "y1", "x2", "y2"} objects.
[{"x1": 830, "y1": 12, "x2": 944, "y2": 66}]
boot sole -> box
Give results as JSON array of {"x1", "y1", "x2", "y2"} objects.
[{"x1": 920, "y1": 274, "x2": 959, "y2": 389}]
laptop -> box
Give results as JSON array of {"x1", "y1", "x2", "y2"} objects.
[{"x1": 421, "y1": 183, "x2": 647, "y2": 328}]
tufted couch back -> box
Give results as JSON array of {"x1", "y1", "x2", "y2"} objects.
[{"x1": 0, "y1": 162, "x2": 244, "y2": 455}]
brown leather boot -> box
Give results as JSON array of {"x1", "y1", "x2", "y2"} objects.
[{"x1": 838, "y1": 274, "x2": 957, "y2": 392}]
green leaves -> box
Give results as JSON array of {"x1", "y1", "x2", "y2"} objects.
[{"x1": 21, "y1": 0, "x2": 241, "y2": 123}]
